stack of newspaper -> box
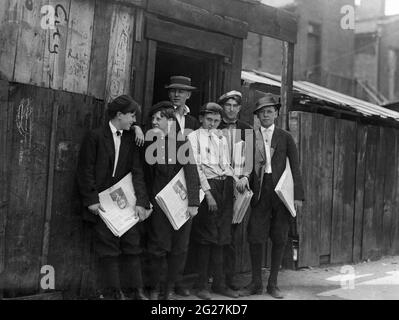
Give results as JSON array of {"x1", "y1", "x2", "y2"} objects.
[
  {"x1": 98, "y1": 173, "x2": 152, "y2": 237},
  {"x1": 274, "y1": 158, "x2": 296, "y2": 217},
  {"x1": 156, "y1": 168, "x2": 205, "y2": 230},
  {"x1": 232, "y1": 187, "x2": 253, "y2": 224}
]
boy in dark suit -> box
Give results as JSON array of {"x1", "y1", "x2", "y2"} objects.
[
  {"x1": 242, "y1": 94, "x2": 305, "y2": 299},
  {"x1": 217, "y1": 90, "x2": 252, "y2": 291},
  {"x1": 77, "y1": 95, "x2": 150, "y2": 300}
]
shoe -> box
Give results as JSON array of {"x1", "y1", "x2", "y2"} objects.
[
  {"x1": 196, "y1": 289, "x2": 212, "y2": 300},
  {"x1": 175, "y1": 287, "x2": 190, "y2": 297},
  {"x1": 99, "y1": 288, "x2": 125, "y2": 300},
  {"x1": 135, "y1": 288, "x2": 149, "y2": 300},
  {"x1": 148, "y1": 289, "x2": 159, "y2": 301},
  {"x1": 226, "y1": 282, "x2": 241, "y2": 291},
  {"x1": 267, "y1": 286, "x2": 284, "y2": 299},
  {"x1": 212, "y1": 286, "x2": 239, "y2": 298},
  {"x1": 239, "y1": 282, "x2": 263, "y2": 296}
]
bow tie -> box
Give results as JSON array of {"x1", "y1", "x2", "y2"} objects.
[{"x1": 116, "y1": 130, "x2": 121, "y2": 136}]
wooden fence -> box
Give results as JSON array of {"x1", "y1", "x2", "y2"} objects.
[
  {"x1": 0, "y1": 81, "x2": 104, "y2": 298},
  {"x1": 296, "y1": 112, "x2": 399, "y2": 267}
]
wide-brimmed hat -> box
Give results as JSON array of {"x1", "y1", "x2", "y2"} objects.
[
  {"x1": 199, "y1": 102, "x2": 223, "y2": 116},
  {"x1": 253, "y1": 93, "x2": 281, "y2": 114},
  {"x1": 165, "y1": 76, "x2": 197, "y2": 91},
  {"x1": 149, "y1": 101, "x2": 175, "y2": 117},
  {"x1": 218, "y1": 90, "x2": 242, "y2": 105}
]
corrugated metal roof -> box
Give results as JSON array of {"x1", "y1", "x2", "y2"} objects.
[{"x1": 242, "y1": 70, "x2": 399, "y2": 122}]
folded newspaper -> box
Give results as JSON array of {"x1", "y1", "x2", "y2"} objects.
[
  {"x1": 98, "y1": 173, "x2": 152, "y2": 237},
  {"x1": 155, "y1": 168, "x2": 205, "y2": 230},
  {"x1": 232, "y1": 187, "x2": 253, "y2": 224},
  {"x1": 274, "y1": 158, "x2": 296, "y2": 217}
]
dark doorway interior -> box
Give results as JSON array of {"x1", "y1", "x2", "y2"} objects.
[{"x1": 152, "y1": 44, "x2": 221, "y2": 120}]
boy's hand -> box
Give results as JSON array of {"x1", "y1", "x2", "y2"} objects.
[
  {"x1": 187, "y1": 206, "x2": 199, "y2": 217},
  {"x1": 137, "y1": 206, "x2": 149, "y2": 221},
  {"x1": 236, "y1": 177, "x2": 249, "y2": 193},
  {"x1": 205, "y1": 191, "x2": 218, "y2": 212},
  {"x1": 134, "y1": 125, "x2": 145, "y2": 147},
  {"x1": 88, "y1": 203, "x2": 105, "y2": 215}
]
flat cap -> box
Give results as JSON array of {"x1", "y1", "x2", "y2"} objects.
[
  {"x1": 218, "y1": 90, "x2": 242, "y2": 105},
  {"x1": 149, "y1": 100, "x2": 175, "y2": 117},
  {"x1": 199, "y1": 102, "x2": 223, "y2": 115},
  {"x1": 253, "y1": 93, "x2": 281, "y2": 114}
]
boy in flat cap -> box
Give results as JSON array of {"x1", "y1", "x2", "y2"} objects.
[
  {"x1": 217, "y1": 90, "x2": 253, "y2": 291},
  {"x1": 187, "y1": 102, "x2": 240, "y2": 300},
  {"x1": 241, "y1": 93, "x2": 304, "y2": 299},
  {"x1": 77, "y1": 95, "x2": 150, "y2": 300},
  {"x1": 143, "y1": 101, "x2": 200, "y2": 300}
]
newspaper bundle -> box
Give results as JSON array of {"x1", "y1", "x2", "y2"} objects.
[
  {"x1": 98, "y1": 173, "x2": 152, "y2": 237},
  {"x1": 274, "y1": 158, "x2": 297, "y2": 217},
  {"x1": 232, "y1": 187, "x2": 253, "y2": 224},
  {"x1": 156, "y1": 168, "x2": 205, "y2": 230}
]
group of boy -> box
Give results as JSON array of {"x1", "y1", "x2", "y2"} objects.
[{"x1": 76, "y1": 75, "x2": 304, "y2": 300}]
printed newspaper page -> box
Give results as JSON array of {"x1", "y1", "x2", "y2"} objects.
[{"x1": 98, "y1": 173, "x2": 139, "y2": 237}]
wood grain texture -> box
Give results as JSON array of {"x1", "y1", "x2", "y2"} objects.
[
  {"x1": 331, "y1": 119, "x2": 356, "y2": 264},
  {"x1": 0, "y1": 0, "x2": 23, "y2": 80},
  {"x1": 87, "y1": 0, "x2": 114, "y2": 99},
  {"x1": 362, "y1": 126, "x2": 378, "y2": 261},
  {"x1": 0, "y1": 81, "x2": 10, "y2": 276},
  {"x1": 43, "y1": 0, "x2": 72, "y2": 90},
  {"x1": 105, "y1": 4, "x2": 135, "y2": 102},
  {"x1": 5, "y1": 84, "x2": 53, "y2": 297},
  {"x1": 180, "y1": 0, "x2": 297, "y2": 43},
  {"x1": 62, "y1": 0, "x2": 94, "y2": 94},
  {"x1": 13, "y1": 0, "x2": 49, "y2": 86},
  {"x1": 145, "y1": 16, "x2": 233, "y2": 58},
  {"x1": 353, "y1": 124, "x2": 367, "y2": 262},
  {"x1": 147, "y1": 0, "x2": 248, "y2": 39}
]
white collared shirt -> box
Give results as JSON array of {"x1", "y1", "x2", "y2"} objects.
[
  {"x1": 109, "y1": 121, "x2": 123, "y2": 177},
  {"x1": 187, "y1": 128, "x2": 235, "y2": 192},
  {"x1": 174, "y1": 105, "x2": 190, "y2": 134},
  {"x1": 261, "y1": 124, "x2": 275, "y2": 174}
]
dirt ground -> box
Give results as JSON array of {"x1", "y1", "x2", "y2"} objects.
[{"x1": 178, "y1": 256, "x2": 399, "y2": 300}]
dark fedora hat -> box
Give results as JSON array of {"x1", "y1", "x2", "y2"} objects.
[
  {"x1": 165, "y1": 76, "x2": 197, "y2": 91},
  {"x1": 199, "y1": 102, "x2": 223, "y2": 116},
  {"x1": 253, "y1": 93, "x2": 281, "y2": 114},
  {"x1": 149, "y1": 100, "x2": 175, "y2": 117}
]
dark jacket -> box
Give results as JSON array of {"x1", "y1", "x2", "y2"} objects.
[
  {"x1": 144, "y1": 132, "x2": 200, "y2": 208},
  {"x1": 250, "y1": 126, "x2": 305, "y2": 207},
  {"x1": 76, "y1": 125, "x2": 150, "y2": 223}
]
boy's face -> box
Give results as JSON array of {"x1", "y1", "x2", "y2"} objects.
[
  {"x1": 200, "y1": 112, "x2": 222, "y2": 130},
  {"x1": 118, "y1": 111, "x2": 136, "y2": 130},
  {"x1": 256, "y1": 106, "x2": 278, "y2": 128},
  {"x1": 223, "y1": 98, "x2": 241, "y2": 122},
  {"x1": 168, "y1": 89, "x2": 191, "y2": 108},
  {"x1": 151, "y1": 111, "x2": 169, "y2": 133}
]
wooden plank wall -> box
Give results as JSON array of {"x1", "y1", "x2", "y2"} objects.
[
  {"x1": 296, "y1": 112, "x2": 399, "y2": 267},
  {"x1": 0, "y1": 82, "x2": 104, "y2": 298},
  {"x1": 0, "y1": 0, "x2": 135, "y2": 101}
]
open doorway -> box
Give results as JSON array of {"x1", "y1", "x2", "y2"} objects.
[{"x1": 152, "y1": 44, "x2": 222, "y2": 119}]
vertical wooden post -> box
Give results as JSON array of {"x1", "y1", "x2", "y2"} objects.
[
  {"x1": 40, "y1": 100, "x2": 59, "y2": 277},
  {"x1": 281, "y1": 41, "x2": 295, "y2": 131}
]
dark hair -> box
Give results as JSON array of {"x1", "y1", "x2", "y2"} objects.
[
  {"x1": 153, "y1": 108, "x2": 175, "y2": 120},
  {"x1": 107, "y1": 95, "x2": 141, "y2": 119}
]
